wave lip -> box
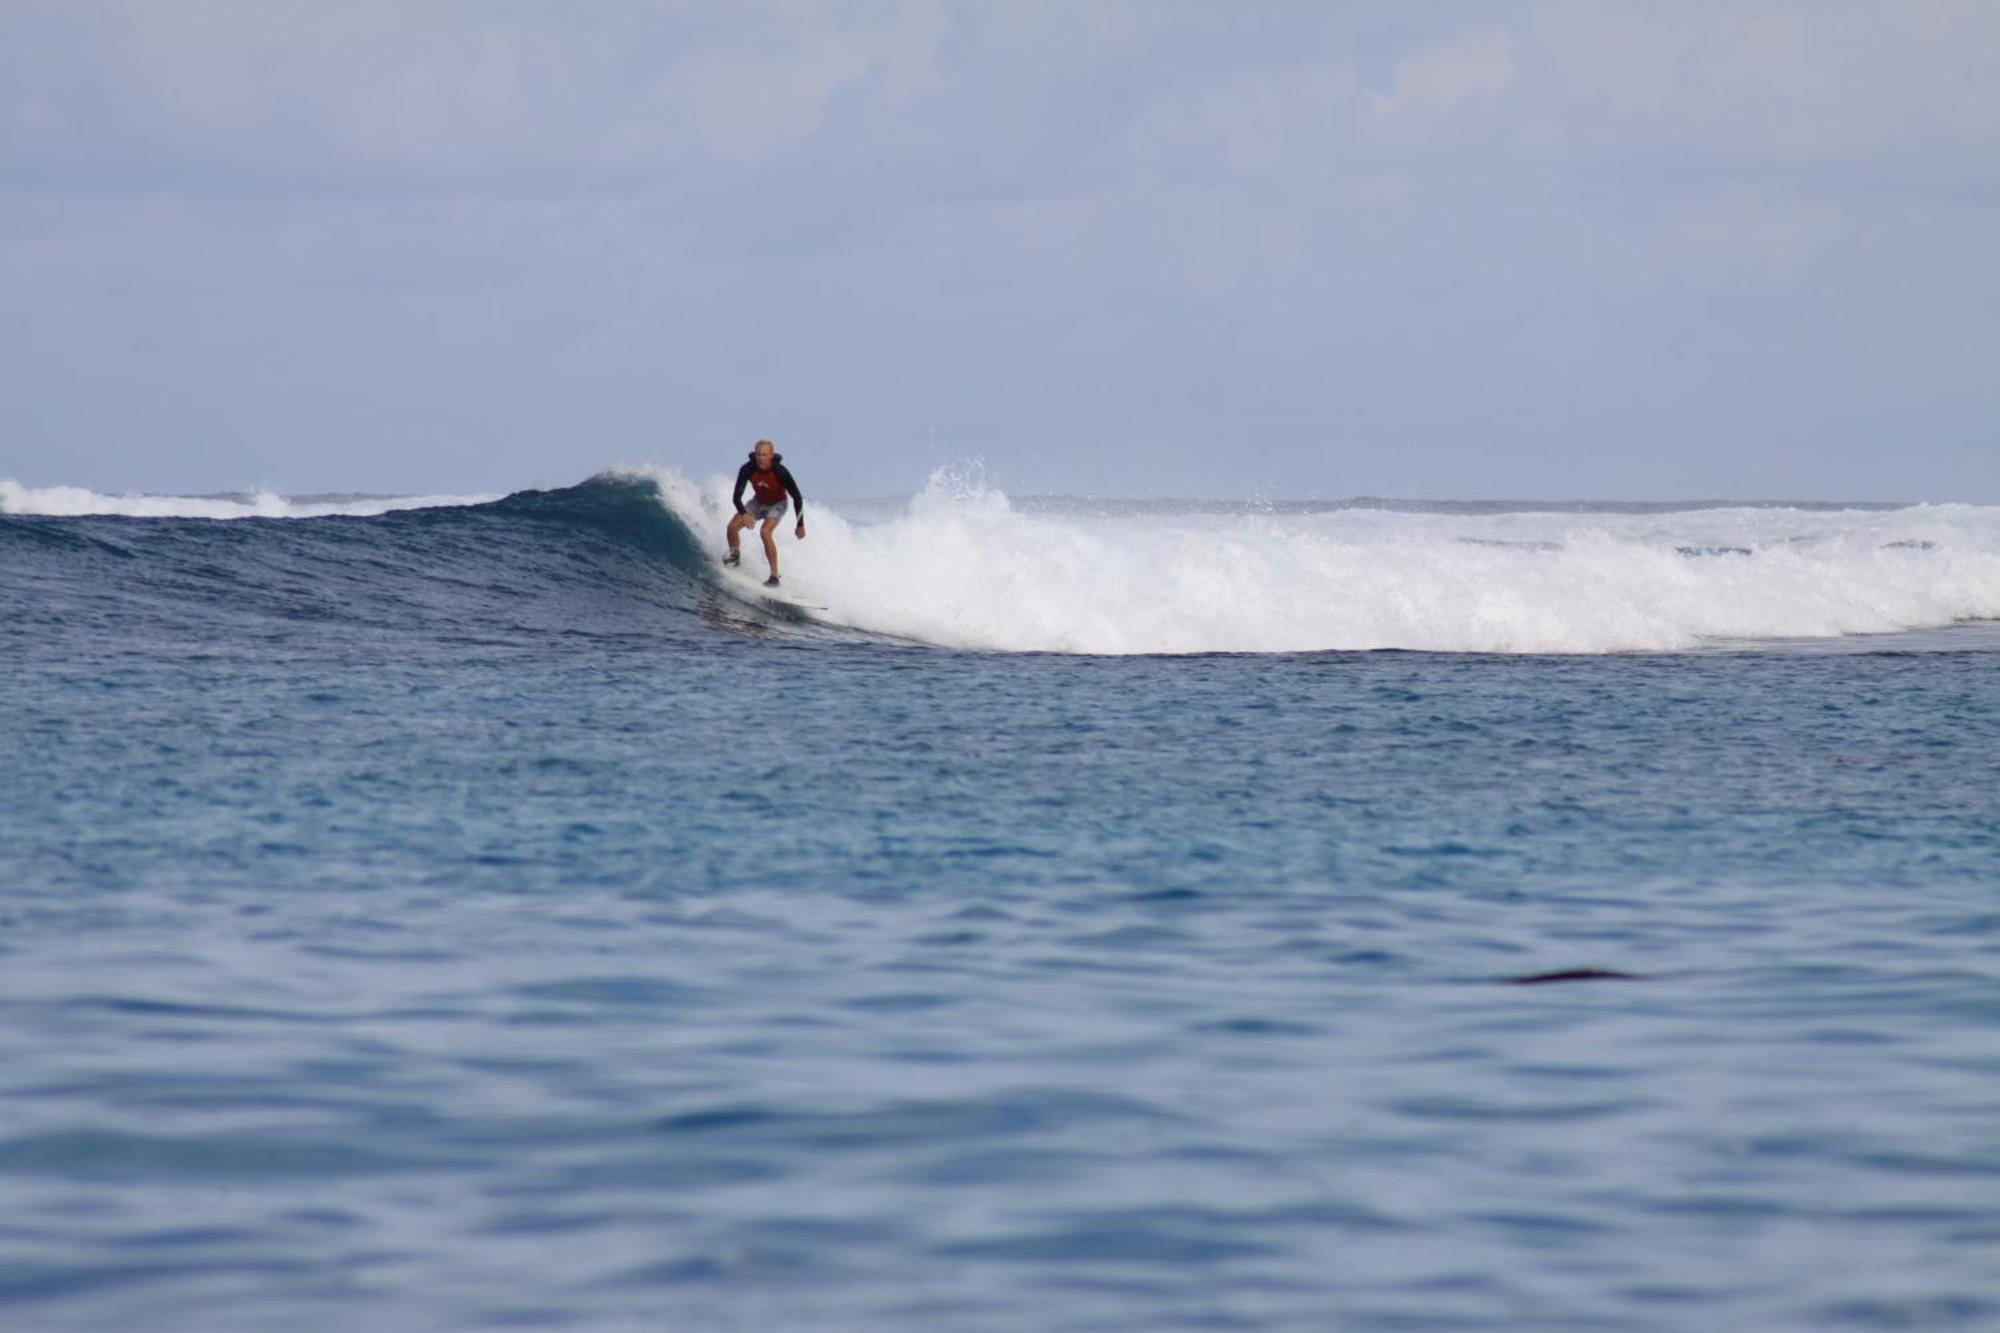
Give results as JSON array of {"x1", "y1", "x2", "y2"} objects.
[{"x1": 0, "y1": 479, "x2": 498, "y2": 520}]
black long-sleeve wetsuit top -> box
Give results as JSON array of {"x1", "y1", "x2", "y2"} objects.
[{"x1": 732, "y1": 453, "x2": 804, "y2": 516}]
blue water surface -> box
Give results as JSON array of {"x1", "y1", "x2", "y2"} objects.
[{"x1": 3, "y1": 479, "x2": 1997, "y2": 1331}]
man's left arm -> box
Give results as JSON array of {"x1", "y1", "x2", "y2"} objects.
[{"x1": 780, "y1": 465, "x2": 805, "y2": 535}]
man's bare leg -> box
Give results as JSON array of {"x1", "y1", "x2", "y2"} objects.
[
  {"x1": 760, "y1": 517, "x2": 781, "y2": 578},
  {"x1": 726, "y1": 512, "x2": 753, "y2": 561}
]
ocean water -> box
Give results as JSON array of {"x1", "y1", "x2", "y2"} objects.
[{"x1": 3, "y1": 471, "x2": 1998, "y2": 1332}]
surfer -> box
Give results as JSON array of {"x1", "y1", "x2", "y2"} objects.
[{"x1": 724, "y1": 440, "x2": 806, "y2": 587}]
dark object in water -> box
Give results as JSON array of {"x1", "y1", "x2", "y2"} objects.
[{"x1": 1502, "y1": 968, "x2": 1646, "y2": 985}]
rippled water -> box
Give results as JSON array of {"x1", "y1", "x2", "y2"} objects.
[{"x1": 3, "y1": 485, "x2": 1998, "y2": 1330}]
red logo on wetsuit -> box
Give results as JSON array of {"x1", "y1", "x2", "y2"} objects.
[{"x1": 749, "y1": 469, "x2": 786, "y2": 505}]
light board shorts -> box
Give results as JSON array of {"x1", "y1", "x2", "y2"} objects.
[{"x1": 745, "y1": 498, "x2": 789, "y2": 522}]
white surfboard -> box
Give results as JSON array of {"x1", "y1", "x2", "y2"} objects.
[{"x1": 723, "y1": 564, "x2": 824, "y2": 611}]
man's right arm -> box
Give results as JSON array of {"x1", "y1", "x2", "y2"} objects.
[{"x1": 732, "y1": 463, "x2": 752, "y2": 514}]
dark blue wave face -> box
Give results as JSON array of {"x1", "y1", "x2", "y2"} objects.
[
  {"x1": 0, "y1": 476, "x2": 758, "y2": 654},
  {"x1": 3, "y1": 476, "x2": 1999, "y2": 1332}
]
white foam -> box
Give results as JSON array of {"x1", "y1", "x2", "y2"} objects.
[
  {"x1": 0, "y1": 479, "x2": 497, "y2": 520},
  {"x1": 641, "y1": 466, "x2": 2000, "y2": 655}
]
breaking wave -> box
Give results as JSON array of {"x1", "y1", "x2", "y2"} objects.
[
  {"x1": 6, "y1": 468, "x2": 1998, "y2": 655},
  {"x1": 0, "y1": 479, "x2": 496, "y2": 520}
]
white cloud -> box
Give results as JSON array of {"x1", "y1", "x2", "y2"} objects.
[
  {"x1": 680, "y1": 1, "x2": 944, "y2": 160},
  {"x1": 50, "y1": 1, "x2": 666, "y2": 180},
  {"x1": 1519, "y1": 0, "x2": 2000, "y2": 170},
  {"x1": 1128, "y1": 25, "x2": 1521, "y2": 183},
  {"x1": 1186, "y1": 65, "x2": 1366, "y2": 174},
  {"x1": 1367, "y1": 27, "x2": 1518, "y2": 121},
  {"x1": 2, "y1": 0, "x2": 947, "y2": 184}
]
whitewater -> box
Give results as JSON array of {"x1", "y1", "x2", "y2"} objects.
[{"x1": 8, "y1": 468, "x2": 1998, "y2": 655}]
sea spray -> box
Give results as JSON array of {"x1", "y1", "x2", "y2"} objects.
[{"x1": 640, "y1": 466, "x2": 2000, "y2": 655}]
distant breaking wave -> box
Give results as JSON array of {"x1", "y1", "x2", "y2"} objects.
[
  {"x1": 0, "y1": 479, "x2": 497, "y2": 520},
  {"x1": 5, "y1": 468, "x2": 1998, "y2": 655}
]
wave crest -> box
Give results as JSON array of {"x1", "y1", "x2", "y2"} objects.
[
  {"x1": 642, "y1": 469, "x2": 2000, "y2": 654},
  {"x1": 10, "y1": 467, "x2": 1999, "y2": 655},
  {"x1": 0, "y1": 479, "x2": 496, "y2": 520}
]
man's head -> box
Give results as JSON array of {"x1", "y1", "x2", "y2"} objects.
[{"x1": 753, "y1": 439, "x2": 776, "y2": 468}]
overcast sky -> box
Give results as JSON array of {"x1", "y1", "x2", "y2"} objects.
[{"x1": 3, "y1": 1, "x2": 1997, "y2": 501}]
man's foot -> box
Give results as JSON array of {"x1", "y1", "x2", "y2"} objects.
[
  {"x1": 723, "y1": 550, "x2": 740, "y2": 568},
  {"x1": 764, "y1": 575, "x2": 781, "y2": 588}
]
